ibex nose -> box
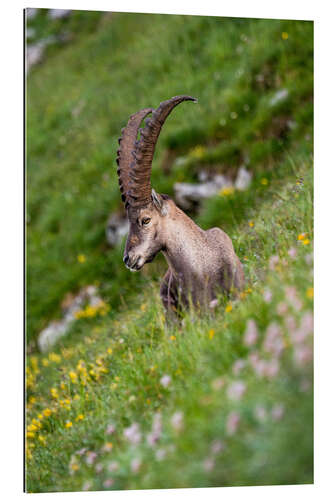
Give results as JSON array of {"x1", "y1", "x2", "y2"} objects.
[{"x1": 123, "y1": 254, "x2": 129, "y2": 265}]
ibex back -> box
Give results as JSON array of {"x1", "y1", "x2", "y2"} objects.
[{"x1": 116, "y1": 96, "x2": 244, "y2": 312}]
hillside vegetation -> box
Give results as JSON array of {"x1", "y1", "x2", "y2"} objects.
[{"x1": 26, "y1": 11, "x2": 313, "y2": 492}]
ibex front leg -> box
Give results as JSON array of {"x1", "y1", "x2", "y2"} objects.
[{"x1": 160, "y1": 269, "x2": 181, "y2": 316}]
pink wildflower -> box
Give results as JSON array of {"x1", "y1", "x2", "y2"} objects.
[
  {"x1": 285, "y1": 315, "x2": 297, "y2": 334},
  {"x1": 271, "y1": 404, "x2": 284, "y2": 421},
  {"x1": 300, "y1": 311, "x2": 314, "y2": 337},
  {"x1": 85, "y1": 451, "x2": 97, "y2": 465},
  {"x1": 211, "y1": 440, "x2": 225, "y2": 455},
  {"x1": 263, "y1": 289, "x2": 273, "y2": 303},
  {"x1": 276, "y1": 302, "x2": 288, "y2": 316},
  {"x1": 227, "y1": 380, "x2": 246, "y2": 401},
  {"x1": 155, "y1": 448, "x2": 166, "y2": 461},
  {"x1": 123, "y1": 422, "x2": 141, "y2": 445},
  {"x1": 160, "y1": 374, "x2": 171, "y2": 388},
  {"x1": 264, "y1": 358, "x2": 280, "y2": 378},
  {"x1": 103, "y1": 479, "x2": 114, "y2": 488},
  {"x1": 300, "y1": 378, "x2": 311, "y2": 392},
  {"x1": 76, "y1": 447, "x2": 87, "y2": 456},
  {"x1": 203, "y1": 457, "x2": 215, "y2": 472},
  {"x1": 209, "y1": 298, "x2": 219, "y2": 309},
  {"x1": 294, "y1": 345, "x2": 313, "y2": 366},
  {"x1": 305, "y1": 253, "x2": 313, "y2": 266},
  {"x1": 254, "y1": 405, "x2": 267, "y2": 422},
  {"x1": 232, "y1": 359, "x2": 246, "y2": 375},
  {"x1": 226, "y1": 411, "x2": 240, "y2": 435},
  {"x1": 285, "y1": 286, "x2": 303, "y2": 311},
  {"x1": 95, "y1": 463, "x2": 103, "y2": 473},
  {"x1": 249, "y1": 352, "x2": 266, "y2": 378},
  {"x1": 82, "y1": 481, "x2": 92, "y2": 491},
  {"x1": 171, "y1": 411, "x2": 184, "y2": 432},
  {"x1": 269, "y1": 255, "x2": 279, "y2": 271},
  {"x1": 244, "y1": 319, "x2": 258, "y2": 347},
  {"x1": 107, "y1": 461, "x2": 119, "y2": 472},
  {"x1": 106, "y1": 423, "x2": 115, "y2": 435},
  {"x1": 131, "y1": 457, "x2": 142, "y2": 473},
  {"x1": 264, "y1": 322, "x2": 284, "y2": 357},
  {"x1": 211, "y1": 377, "x2": 225, "y2": 391},
  {"x1": 288, "y1": 247, "x2": 297, "y2": 259}
]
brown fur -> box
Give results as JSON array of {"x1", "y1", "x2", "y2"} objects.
[{"x1": 123, "y1": 195, "x2": 244, "y2": 312}]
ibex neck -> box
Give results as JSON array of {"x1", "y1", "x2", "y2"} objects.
[{"x1": 162, "y1": 207, "x2": 206, "y2": 279}]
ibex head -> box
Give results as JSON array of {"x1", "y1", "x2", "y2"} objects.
[{"x1": 116, "y1": 95, "x2": 197, "y2": 271}]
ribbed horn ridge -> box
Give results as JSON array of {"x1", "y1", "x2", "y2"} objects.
[
  {"x1": 116, "y1": 108, "x2": 153, "y2": 206},
  {"x1": 127, "y1": 95, "x2": 197, "y2": 207}
]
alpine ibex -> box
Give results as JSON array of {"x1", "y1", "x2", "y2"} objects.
[{"x1": 116, "y1": 96, "x2": 244, "y2": 312}]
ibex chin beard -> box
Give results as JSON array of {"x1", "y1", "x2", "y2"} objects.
[{"x1": 116, "y1": 95, "x2": 245, "y2": 312}]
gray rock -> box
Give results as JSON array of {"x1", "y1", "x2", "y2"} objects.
[
  {"x1": 48, "y1": 9, "x2": 71, "y2": 20},
  {"x1": 106, "y1": 213, "x2": 129, "y2": 247},
  {"x1": 26, "y1": 37, "x2": 55, "y2": 72},
  {"x1": 26, "y1": 28, "x2": 36, "y2": 40},
  {"x1": 270, "y1": 88, "x2": 289, "y2": 107},
  {"x1": 174, "y1": 174, "x2": 232, "y2": 210},
  {"x1": 26, "y1": 8, "x2": 38, "y2": 20},
  {"x1": 38, "y1": 286, "x2": 103, "y2": 352},
  {"x1": 234, "y1": 166, "x2": 252, "y2": 191}
]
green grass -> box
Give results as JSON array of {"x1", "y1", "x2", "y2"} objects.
[{"x1": 26, "y1": 10, "x2": 313, "y2": 492}]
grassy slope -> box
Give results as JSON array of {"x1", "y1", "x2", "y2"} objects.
[{"x1": 26, "y1": 11, "x2": 313, "y2": 492}]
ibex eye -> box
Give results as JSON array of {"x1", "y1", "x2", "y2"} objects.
[{"x1": 142, "y1": 218, "x2": 151, "y2": 225}]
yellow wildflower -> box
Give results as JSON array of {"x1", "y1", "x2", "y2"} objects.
[
  {"x1": 190, "y1": 145, "x2": 206, "y2": 159},
  {"x1": 50, "y1": 387, "x2": 59, "y2": 399},
  {"x1": 85, "y1": 305, "x2": 98, "y2": 318},
  {"x1": 297, "y1": 233, "x2": 307, "y2": 241},
  {"x1": 306, "y1": 287, "x2": 314, "y2": 299},
  {"x1": 77, "y1": 254, "x2": 86, "y2": 263},
  {"x1": 27, "y1": 431, "x2": 35, "y2": 439},
  {"x1": 28, "y1": 396, "x2": 36, "y2": 405},
  {"x1": 49, "y1": 352, "x2": 61, "y2": 363},
  {"x1": 103, "y1": 442, "x2": 113, "y2": 451},
  {"x1": 30, "y1": 356, "x2": 38, "y2": 371},
  {"x1": 261, "y1": 177, "x2": 268, "y2": 186},
  {"x1": 225, "y1": 303, "x2": 233, "y2": 313},
  {"x1": 43, "y1": 408, "x2": 52, "y2": 417},
  {"x1": 27, "y1": 424, "x2": 38, "y2": 432},
  {"x1": 70, "y1": 463, "x2": 79, "y2": 472},
  {"x1": 248, "y1": 221, "x2": 254, "y2": 228},
  {"x1": 281, "y1": 32, "x2": 289, "y2": 40},
  {"x1": 219, "y1": 186, "x2": 235, "y2": 196},
  {"x1": 140, "y1": 303, "x2": 147, "y2": 312},
  {"x1": 74, "y1": 394, "x2": 80, "y2": 400},
  {"x1": 42, "y1": 358, "x2": 49, "y2": 367},
  {"x1": 69, "y1": 371, "x2": 78, "y2": 383},
  {"x1": 107, "y1": 347, "x2": 113, "y2": 355},
  {"x1": 32, "y1": 418, "x2": 42, "y2": 429},
  {"x1": 65, "y1": 421, "x2": 73, "y2": 429},
  {"x1": 38, "y1": 435, "x2": 46, "y2": 445},
  {"x1": 302, "y1": 239, "x2": 310, "y2": 245},
  {"x1": 170, "y1": 335, "x2": 176, "y2": 341},
  {"x1": 208, "y1": 329, "x2": 215, "y2": 340},
  {"x1": 75, "y1": 414, "x2": 84, "y2": 421}
]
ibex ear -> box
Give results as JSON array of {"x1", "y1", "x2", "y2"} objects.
[{"x1": 151, "y1": 189, "x2": 168, "y2": 216}]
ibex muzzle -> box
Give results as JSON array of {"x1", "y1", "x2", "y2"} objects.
[{"x1": 116, "y1": 96, "x2": 244, "y2": 310}]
